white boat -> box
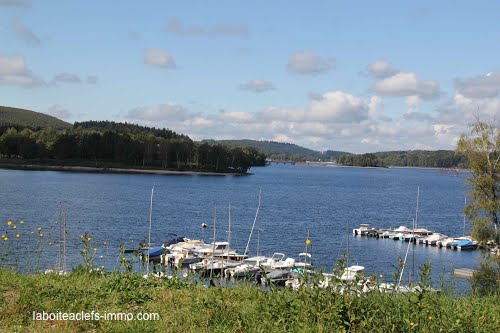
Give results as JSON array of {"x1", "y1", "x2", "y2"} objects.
[
  {"x1": 225, "y1": 255, "x2": 270, "y2": 278},
  {"x1": 260, "y1": 252, "x2": 296, "y2": 270},
  {"x1": 194, "y1": 241, "x2": 247, "y2": 261},
  {"x1": 422, "y1": 233, "x2": 447, "y2": 246},
  {"x1": 353, "y1": 224, "x2": 376, "y2": 236},
  {"x1": 294, "y1": 253, "x2": 313, "y2": 269},
  {"x1": 340, "y1": 265, "x2": 365, "y2": 283},
  {"x1": 189, "y1": 258, "x2": 240, "y2": 276}
]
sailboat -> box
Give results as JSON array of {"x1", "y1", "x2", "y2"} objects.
[{"x1": 46, "y1": 202, "x2": 68, "y2": 275}]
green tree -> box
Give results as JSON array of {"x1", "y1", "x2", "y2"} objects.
[{"x1": 456, "y1": 119, "x2": 499, "y2": 246}]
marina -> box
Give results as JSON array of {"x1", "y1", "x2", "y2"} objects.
[{"x1": 353, "y1": 223, "x2": 478, "y2": 250}]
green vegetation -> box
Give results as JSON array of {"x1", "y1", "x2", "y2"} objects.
[
  {"x1": 204, "y1": 139, "x2": 349, "y2": 162},
  {"x1": 0, "y1": 106, "x2": 72, "y2": 131},
  {"x1": 0, "y1": 267, "x2": 498, "y2": 332},
  {"x1": 456, "y1": 119, "x2": 499, "y2": 247},
  {"x1": 0, "y1": 119, "x2": 267, "y2": 173},
  {"x1": 336, "y1": 150, "x2": 467, "y2": 168}
]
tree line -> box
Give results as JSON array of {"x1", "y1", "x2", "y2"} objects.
[
  {"x1": 336, "y1": 150, "x2": 467, "y2": 168},
  {"x1": 0, "y1": 121, "x2": 267, "y2": 173}
]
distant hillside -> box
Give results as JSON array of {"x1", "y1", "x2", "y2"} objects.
[
  {"x1": 203, "y1": 139, "x2": 349, "y2": 162},
  {"x1": 0, "y1": 106, "x2": 72, "y2": 130},
  {"x1": 336, "y1": 150, "x2": 467, "y2": 168}
]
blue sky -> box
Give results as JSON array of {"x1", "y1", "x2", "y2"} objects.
[{"x1": 1, "y1": 0, "x2": 499, "y2": 153}]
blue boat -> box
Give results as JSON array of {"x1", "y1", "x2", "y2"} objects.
[
  {"x1": 456, "y1": 239, "x2": 476, "y2": 251},
  {"x1": 145, "y1": 246, "x2": 165, "y2": 257}
]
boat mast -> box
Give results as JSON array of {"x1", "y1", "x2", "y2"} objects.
[
  {"x1": 244, "y1": 189, "x2": 261, "y2": 256},
  {"x1": 412, "y1": 186, "x2": 419, "y2": 283},
  {"x1": 146, "y1": 184, "x2": 155, "y2": 276},
  {"x1": 63, "y1": 202, "x2": 67, "y2": 272},
  {"x1": 463, "y1": 194, "x2": 467, "y2": 237},
  {"x1": 305, "y1": 230, "x2": 310, "y2": 264},
  {"x1": 346, "y1": 220, "x2": 349, "y2": 279},
  {"x1": 228, "y1": 204, "x2": 231, "y2": 250},
  {"x1": 210, "y1": 204, "x2": 217, "y2": 279}
]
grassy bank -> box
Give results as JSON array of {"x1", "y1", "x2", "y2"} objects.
[{"x1": 0, "y1": 268, "x2": 498, "y2": 333}]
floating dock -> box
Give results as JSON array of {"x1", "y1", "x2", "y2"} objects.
[
  {"x1": 453, "y1": 268, "x2": 476, "y2": 279},
  {"x1": 352, "y1": 224, "x2": 477, "y2": 251}
]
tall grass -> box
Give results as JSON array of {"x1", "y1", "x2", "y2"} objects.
[{"x1": 0, "y1": 266, "x2": 499, "y2": 332}]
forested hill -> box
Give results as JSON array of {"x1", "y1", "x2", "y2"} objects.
[
  {"x1": 336, "y1": 150, "x2": 466, "y2": 168},
  {"x1": 203, "y1": 139, "x2": 349, "y2": 162},
  {"x1": 0, "y1": 111, "x2": 266, "y2": 173},
  {"x1": 74, "y1": 121, "x2": 188, "y2": 140},
  {"x1": 0, "y1": 106, "x2": 72, "y2": 130}
]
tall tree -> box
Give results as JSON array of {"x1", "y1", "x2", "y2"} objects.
[{"x1": 456, "y1": 119, "x2": 499, "y2": 246}]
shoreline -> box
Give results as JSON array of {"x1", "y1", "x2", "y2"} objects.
[
  {"x1": 0, "y1": 163, "x2": 249, "y2": 177},
  {"x1": 292, "y1": 162, "x2": 466, "y2": 172}
]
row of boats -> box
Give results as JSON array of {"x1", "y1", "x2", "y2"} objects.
[
  {"x1": 140, "y1": 237, "x2": 322, "y2": 285},
  {"x1": 353, "y1": 224, "x2": 477, "y2": 250},
  {"x1": 139, "y1": 236, "x2": 440, "y2": 294},
  {"x1": 140, "y1": 235, "x2": 377, "y2": 288}
]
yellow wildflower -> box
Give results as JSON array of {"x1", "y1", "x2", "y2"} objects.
[
  {"x1": 103, "y1": 241, "x2": 107, "y2": 245},
  {"x1": 7, "y1": 221, "x2": 12, "y2": 225},
  {"x1": 3, "y1": 237, "x2": 8, "y2": 241},
  {"x1": 87, "y1": 237, "x2": 91, "y2": 241},
  {"x1": 379, "y1": 274, "x2": 383, "y2": 278},
  {"x1": 121, "y1": 257, "x2": 126, "y2": 261},
  {"x1": 36, "y1": 227, "x2": 41, "y2": 232},
  {"x1": 12, "y1": 225, "x2": 17, "y2": 229},
  {"x1": 39, "y1": 233, "x2": 44, "y2": 238},
  {"x1": 79, "y1": 235, "x2": 84, "y2": 239},
  {"x1": 428, "y1": 316, "x2": 432, "y2": 321},
  {"x1": 16, "y1": 234, "x2": 20, "y2": 238},
  {"x1": 93, "y1": 247, "x2": 97, "y2": 252},
  {"x1": 20, "y1": 220, "x2": 24, "y2": 224},
  {"x1": 100, "y1": 265, "x2": 105, "y2": 269}
]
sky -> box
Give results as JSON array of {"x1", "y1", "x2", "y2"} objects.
[{"x1": 0, "y1": 0, "x2": 499, "y2": 153}]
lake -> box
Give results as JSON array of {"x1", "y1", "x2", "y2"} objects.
[{"x1": 0, "y1": 164, "x2": 479, "y2": 290}]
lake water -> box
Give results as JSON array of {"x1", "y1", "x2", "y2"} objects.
[{"x1": 0, "y1": 164, "x2": 479, "y2": 290}]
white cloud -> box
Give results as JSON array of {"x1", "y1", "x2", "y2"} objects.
[
  {"x1": 0, "y1": 55, "x2": 44, "y2": 88},
  {"x1": 402, "y1": 95, "x2": 434, "y2": 122},
  {"x1": 53, "y1": 72, "x2": 81, "y2": 84},
  {"x1": 12, "y1": 18, "x2": 41, "y2": 46},
  {"x1": 272, "y1": 134, "x2": 291, "y2": 143},
  {"x1": 48, "y1": 105, "x2": 72, "y2": 120},
  {"x1": 367, "y1": 60, "x2": 398, "y2": 78},
  {"x1": 260, "y1": 107, "x2": 305, "y2": 122},
  {"x1": 238, "y1": 79, "x2": 275, "y2": 93},
  {"x1": 309, "y1": 91, "x2": 369, "y2": 123},
  {"x1": 454, "y1": 71, "x2": 500, "y2": 98},
  {"x1": 373, "y1": 72, "x2": 441, "y2": 100},
  {"x1": 144, "y1": 49, "x2": 176, "y2": 68},
  {"x1": 126, "y1": 103, "x2": 189, "y2": 121},
  {"x1": 287, "y1": 52, "x2": 334, "y2": 75},
  {"x1": 368, "y1": 95, "x2": 383, "y2": 117},
  {"x1": 217, "y1": 110, "x2": 255, "y2": 123},
  {"x1": 166, "y1": 19, "x2": 249, "y2": 38},
  {"x1": 120, "y1": 83, "x2": 488, "y2": 153}
]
